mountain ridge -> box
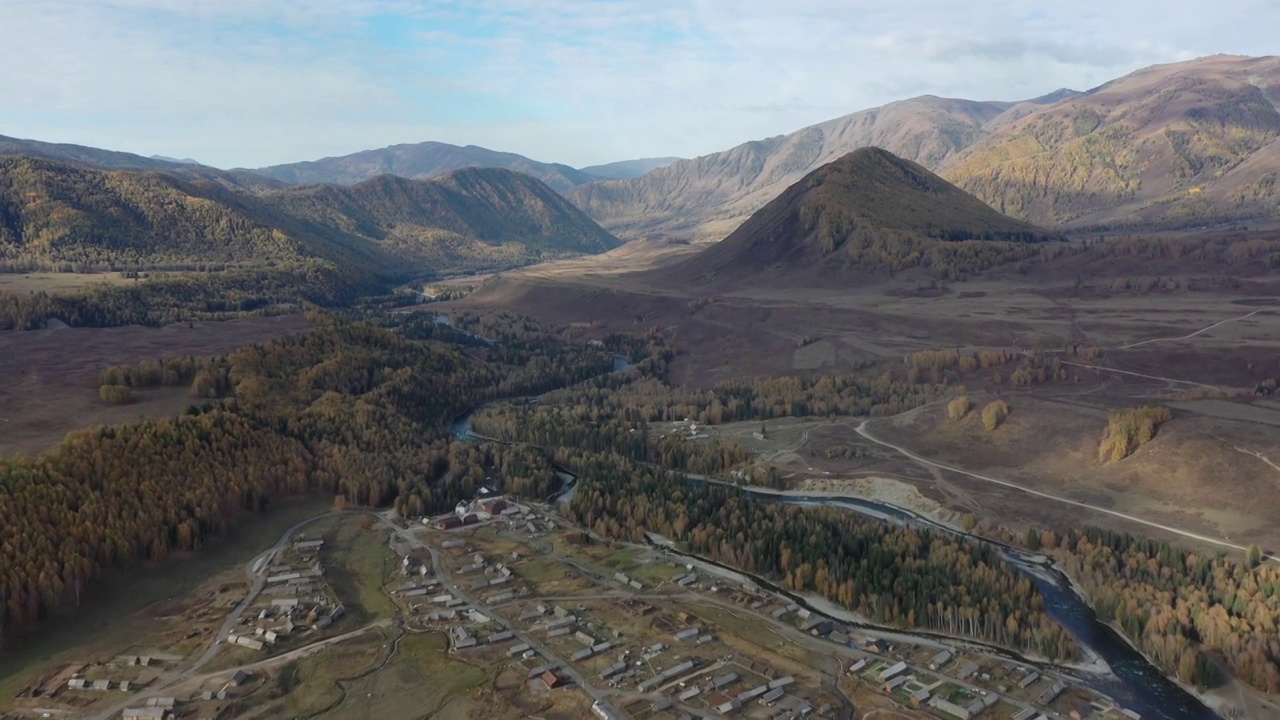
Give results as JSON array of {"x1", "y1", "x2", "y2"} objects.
[
  {"x1": 570, "y1": 55, "x2": 1280, "y2": 240},
  {"x1": 0, "y1": 134, "x2": 285, "y2": 193},
  {"x1": 0, "y1": 157, "x2": 620, "y2": 278},
  {"x1": 247, "y1": 141, "x2": 598, "y2": 194},
  {"x1": 579, "y1": 157, "x2": 683, "y2": 180}
]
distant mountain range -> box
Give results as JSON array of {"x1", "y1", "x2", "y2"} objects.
[
  {"x1": 248, "y1": 143, "x2": 682, "y2": 189},
  {"x1": 247, "y1": 141, "x2": 601, "y2": 194},
  {"x1": 0, "y1": 134, "x2": 285, "y2": 193},
  {"x1": 4, "y1": 55, "x2": 1279, "y2": 243},
  {"x1": 578, "y1": 157, "x2": 683, "y2": 180},
  {"x1": 149, "y1": 155, "x2": 201, "y2": 165},
  {"x1": 669, "y1": 147, "x2": 1058, "y2": 284},
  {"x1": 0, "y1": 156, "x2": 620, "y2": 277},
  {"x1": 572, "y1": 55, "x2": 1280, "y2": 239}
]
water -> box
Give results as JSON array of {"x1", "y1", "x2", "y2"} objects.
[
  {"x1": 750, "y1": 489, "x2": 1220, "y2": 720},
  {"x1": 444, "y1": 341, "x2": 1221, "y2": 719}
]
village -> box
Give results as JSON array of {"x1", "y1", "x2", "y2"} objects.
[
  {"x1": 2, "y1": 485, "x2": 1161, "y2": 720},
  {"x1": 378, "y1": 486, "x2": 1153, "y2": 720}
]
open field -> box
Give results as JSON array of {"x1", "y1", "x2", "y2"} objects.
[
  {"x1": 456, "y1": 240, "x2": 1280, "y2": 557},
  {"x1": 0, "y1": 313, "x2": 311, "y2": 455},
  {"x1": 455, "y1": 240, "x2": 1280, "y2": 388},
  {"x1": 0, "y1": 272, "x2": 134, "y2": 294}
]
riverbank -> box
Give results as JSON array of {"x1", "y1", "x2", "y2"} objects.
[{"x1": 791, "y1": 475, "x2": 964, "y2": 527}]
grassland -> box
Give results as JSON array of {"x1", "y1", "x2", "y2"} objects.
[
  {"x1": 0, "y1": 313, "x2": 312, "y2": 455},
  {"x1": 321, "y1": 518, "x2": 399, "y2": 624},
  {"x1": 0, "y1": 271, "x2": 133, "y2": 294}
]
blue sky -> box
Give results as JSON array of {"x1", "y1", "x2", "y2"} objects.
[{"x1": 1, "y1": 0, "x2": 1276, "y2": 169}]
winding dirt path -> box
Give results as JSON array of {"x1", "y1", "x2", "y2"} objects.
[{"x1": 1117, "y1": 309, "x2": 1270, "y2": 350}]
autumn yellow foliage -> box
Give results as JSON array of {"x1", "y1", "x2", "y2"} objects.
[
  {"x1": 981, "y1": 400, "x2": 1010, "y2": 431},
  {"x1": 1098, "y1": 406, "x2": 1173, "y2": 463}
]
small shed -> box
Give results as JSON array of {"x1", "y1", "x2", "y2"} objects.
[{"x1": 540, "y1": 670, "x2": 567, "y2": 689}]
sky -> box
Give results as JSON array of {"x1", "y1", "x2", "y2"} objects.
[{"x1": 1, "y1": 0, "x2": 1276, "y2": 169}]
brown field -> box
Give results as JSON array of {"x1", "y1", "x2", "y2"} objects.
[
  {"x1": 456, "y1": 235, "x2": 1280, "y2": 556},
  {"x1": 0, "y1": 271, "x2": 134, "y2": 294},
  {"x1": 0, "y1": 314, "x2": 312, "y2": 455}
]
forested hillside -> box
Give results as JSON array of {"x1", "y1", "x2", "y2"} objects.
[
  {"x1": 0, "y1": 156, "x2": 384, "y2": 271},
  {"x1": 263, "y1": 167, "x2": 621, "y2": 268},
  {"x1": 0, "y1": 157, "x2": 621, "y2": 329},
  {"x1": 0, "y1": 134, "x2": 283, "y2": 193},
  {"x1": 0, "y1": 312, "x2": 648, "y2": 645}
]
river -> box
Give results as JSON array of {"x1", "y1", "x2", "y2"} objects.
[
  {"x1": 443, "y1": 347, "x2": 1220, "y2": 719},
  {"x1": 748, "y1": 491, "x2": 1219, "y2": 720}
]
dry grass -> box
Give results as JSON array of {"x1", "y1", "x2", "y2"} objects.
[
  {"x1": 0, "y1": 271, "x2": 134, "y2": 294},
  {"x1": 0, "y1": 314, "x2": 311, "y2": 455}
]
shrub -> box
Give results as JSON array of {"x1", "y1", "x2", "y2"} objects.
[
  {"x1": 947, "y1": 396, "x2": 971, "y2": 422},
  {"x1": 1098, "y1": 406, "x2": 1172, "y2": 463},
  {"x1": 98, "y1": 384, "x2": 133, "y2": 404},
  {"x1": 981, "y1": 400, "x2": 1010, "y2": 431}
]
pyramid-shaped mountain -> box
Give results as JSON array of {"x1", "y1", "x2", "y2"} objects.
[{"x1": 671, "y1": 147, "x2": 1059, "y2": 281}]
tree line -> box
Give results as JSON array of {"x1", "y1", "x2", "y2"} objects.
[
  {"x1": 1022, "y1": 526, "x2": 1280, "y2": 691},
  {"x1": 0, "y1": 311, "x2": 647, "y2": 646},
  {"x1": 470, "y1": 364, "x2": 1075, "y2": 658},
  {"x1": 557, "y1": 448, "x2": 1077, "y2": 660}
]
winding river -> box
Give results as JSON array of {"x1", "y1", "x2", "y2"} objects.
[
  {"x1": 753, "y1": 492, "x2": 1219, "y2": 720},
  {"x1": 444, "y1": 346, "x2": 1220, "y2": 719}
]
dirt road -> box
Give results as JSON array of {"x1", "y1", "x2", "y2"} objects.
[
  {"x1": 90, "y1": 511, "x2": 338, "y2": 720},
  {"x1": 854, "y1": 420, "x2": 1266, "y2": 558}
]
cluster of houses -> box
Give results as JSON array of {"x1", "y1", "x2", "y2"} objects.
[
  {"x1": 447, "y1": 616, "x2": 515, "y2": 652},
  {"x1": 246, "y1": 536, "x2": 345, "y2": 649},
  {"x1": 63, "y1": 655, "x2": 179, "y2": 697},
  {"x1": 711, "y1": 676, "x2": 804, "y2": 715},
  {"x1": 428, "y1": 487, "x2": 532, "y2": 530},
  {"x1": 121, "y1": 697, "x2": 177, "y2": 720}
]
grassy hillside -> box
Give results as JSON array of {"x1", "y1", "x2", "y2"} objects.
[
  {"x1": 673, "y1": 148, "x2": 1060, "y2": 282},
  {"x1": 249, "y1": 141, "x2": 596, "y2": 193},
  {"x1": 569, "y1": 55, "x2": 1280, "y2": 239},
  {"x1": 943, "y1": 55, "x2": 1280, "y2": 227}
]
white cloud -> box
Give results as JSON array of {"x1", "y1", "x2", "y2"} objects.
[{"x1": 0, "y1": 0, "x2": 1275, "y2": 168}]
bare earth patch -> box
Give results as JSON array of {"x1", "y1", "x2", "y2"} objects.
[{"x1": 793, "y1": 475, "x2": 961, "y2": 526}]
